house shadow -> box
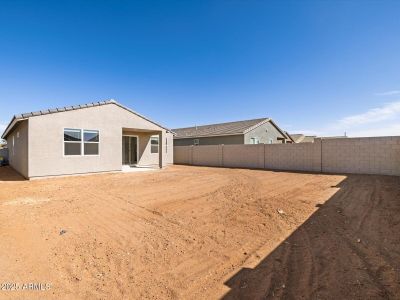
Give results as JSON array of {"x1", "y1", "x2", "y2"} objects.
[
  {"x1": 0, "y1": 166, "x2": 26, "y2": 181},
  {"x1": 222, "y1": 174, "x2": 400, "y2": 299}
]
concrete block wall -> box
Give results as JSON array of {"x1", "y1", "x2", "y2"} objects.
[
  {"x1": 193, "y1": 145, "x2": 222, "y2": 167},
  {"x1": 174, "y1": 146, "x2": 192, "y2": 165},
  {"x1": 223, "y1": 144, "x2": 264, "y2": 169},
  {"x1": 264, "y1": 140, "x2": 322, "y2": 172},
  {"x1": 0, "y1": 148, "x2": 8, "y2": 161},
  {"x1": 173, "y1": 136, "x2": 400, "y2": 176},
  {"x1": 322, "y1": 136, "x2": 400, "y2": 176}
]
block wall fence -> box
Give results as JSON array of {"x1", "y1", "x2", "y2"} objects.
[
  {"x1": 0, "y1": 148, "x2": 8, "y2": 161},
  {"x1": 173, "y1": 137, "x2": 400, "y2": 176}
]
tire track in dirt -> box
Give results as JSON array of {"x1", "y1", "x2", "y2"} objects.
[
  {"x1": 222, "y1": 174, "x2": 400, "y2": 300},
  {"x1": 1, "y1": 166, "x2": 398, "y2": 299}
]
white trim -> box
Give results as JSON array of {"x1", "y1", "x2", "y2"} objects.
[
  {"x1": 63, "y1": 128, "x2": 82, "y2": 157},
  {"x1": 243, "y1": 119, "x2": 271, "y2": 134},
  {"x1": 122, "y1": 134, "x2": 139, "y2": 166},
  {"x1": 63, "y1": 128, "x2": 100, "y2": 157},
  {"x1": 250, "y1": 137, "x2": 260, "y2": 144},
  {"x1": 2, "y1": 118, "x2": 27, "y2": 139},
  {"x1": 150, "y1": 135, "x2": 159, "y2": 154},
  {"x1": 83, "y1": 129, "x2": 100, "y2": 156}
]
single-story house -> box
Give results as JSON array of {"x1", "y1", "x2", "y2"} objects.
[
  {"x1": 290, "y1": 134, "x2": 348, "y2": 143},
  {"x1": 173, "y1": 118, "x2": 293, "y2": 146},
  {"x1": 1, "y1": 100, "x2": 174, "y2": 179},
  {"x1": 290, "y1": 134, "x2": 316, "y2": 143}
]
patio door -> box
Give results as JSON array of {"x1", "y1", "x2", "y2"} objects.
[{"x1": 122, "y1": 136, "x2": 138, "y2": 165}]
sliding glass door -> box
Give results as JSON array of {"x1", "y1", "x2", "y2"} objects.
[{"x1": 122, "y1": 136, "x2": 138, "y2": 165}]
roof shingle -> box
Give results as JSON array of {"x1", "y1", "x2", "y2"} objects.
[
  {"x1": 172, "y1": 118, "x2": 269, "y2": 138},
  {"x1": 2, "y1": 99, "x2": 172, "y2": 139}
]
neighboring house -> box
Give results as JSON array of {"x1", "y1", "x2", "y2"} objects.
[
  {"x1": 173, "y1": 118, "x2": 293, "y2": 146},
  {"x1": 1, "y1": 100, "x2": 174, "y2": 179},
  {"x1": 290, "y1": 134, "x2": 316, "y2": 143},
  {"x1": 290, "y1": 134, "x2": 348, "y2": 143}
]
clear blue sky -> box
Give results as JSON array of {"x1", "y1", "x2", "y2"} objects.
[{"x1": 1, "y1": 0, "x2": 400, "y2": 137}]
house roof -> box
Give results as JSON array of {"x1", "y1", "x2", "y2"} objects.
[
  {"x1": 290, "y1": 134, "x2": 316, "y2": 143},
  {"x1": 1, "y1": 99, "x2": 172, "y2": 139},
  {"x1": 172, "y1": 118, "x2": 289, "y2": 139},
  {"x1": 290, "y1": 134, "x2": 306, "y2": 143}
]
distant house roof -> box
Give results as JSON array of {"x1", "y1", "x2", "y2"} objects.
[
  {"x1": 320, "y1": 136, "x2": 348, "y2": 139},
  {"x1": 290, "y1": 134, "x2": 349, "y2": 143},
  {"x1": 173, "y1": 118, "x2": 290, "y2": 140},
  {"x1": 290, "y1": 134, "x2": 304, "y2": 143},
  {"x1": 290, "y1": 134, "x2": 316, "y2": 143},
  {"x1": 2, "y1": 99, "x2": 172, "y2": 139}
]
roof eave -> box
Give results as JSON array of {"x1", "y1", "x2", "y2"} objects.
[
  {"x1": 1, "y1": 116, "x2": 27, "y2": 139},
  {"x1": 174, "y1": 132, "x2": 245, "y2": 139},
  {"x1": 108, "y1": 101, "x2": 172, "y2": 132},
  {"x1": 1, "y1": 100, "x2": 173, "y2": 138},
  {"x1": 242, "y1": 118, "x2": 271, "y2": 134},
  {"x1": 267, "y1": 119, "x2": 292, "y2": 141}
]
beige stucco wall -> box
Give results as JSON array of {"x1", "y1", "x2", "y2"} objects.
[
  {"x1": 27, "y1": 103, "x2": 172, "y2": 178},
  {"x1": 7, "y1": 120, "x2": 29, "y2": 178},
  {"x1": 122, "y1": 130, "x2": 174, "y2": 166},
  {"x1": 244, "y1": 121, "x2": 286, "y2": 144},
  {"x1": 174, "y1": 136, "x2": 400, "y2": 176},
  {"x1": 165, "y1": 132, "x2": 174, "y2": 164}
]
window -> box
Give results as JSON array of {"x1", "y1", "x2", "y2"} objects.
[
  {"x1": 64, "y1": 129, "x2": 99, "y2": 156},
  {"x1": 250, "y1": 137, "x2": 259, "y2": 144},
  {"x1": 268, "y1": 138, "x2": 273, "y2": 144},
  {"x1": 194, "y1": 139, "x2": 199, "y2": 145},
  {"x1": 165, "y1": 137, "x2": 168, "y2": 153},
  {"x1": 84, "y1": 130, "x2": 99, "y2": 155},
  {"x1": 12, "y1": 136, "x2": 15, "y2": 156},
  {"x1": 64, "y1": 129, "x2": 82, "y2": 155},
  {"x1": 151, "y1": 136, "x2": 159, "y2": 153}
]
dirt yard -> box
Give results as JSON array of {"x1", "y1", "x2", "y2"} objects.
[{"x1": 0, "y1": 165, "x2": 399, "y2": 299}]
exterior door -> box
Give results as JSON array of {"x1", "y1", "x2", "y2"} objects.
[{"x1": 122, "y1": 136, "x2": 138, "y2": 165}]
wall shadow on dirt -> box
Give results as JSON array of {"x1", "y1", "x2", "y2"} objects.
[
  {"x1": 0, "y1": 166, "x2": 26, "y2": 181},
  {"x1": 222, "y1": 174, "x2": 400, "y2": 299}
]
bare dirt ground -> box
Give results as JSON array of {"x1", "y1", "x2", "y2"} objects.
[{"x1": 0, "y1": 165, "x2": 399, "y2": 299}]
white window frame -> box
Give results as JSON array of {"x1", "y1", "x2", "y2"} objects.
[
  {"x1": 63, "y1": 128, "x2": 100, "y2": 157},
  {"x1": 122, "y1": 134, "x2": 139, "y2": 165},
  {"x1": 150, "y1": 135, "x2": 159, "y2": 154},
  {"x1": 194, "y1": 139, "x2": 199, "y2": 145},
  {"x1": 250, "y1": 137, "x2": 259, "y2": 144},
  {"x1": 83, "y1": 130, "x2": 100, "y2": 156}
]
